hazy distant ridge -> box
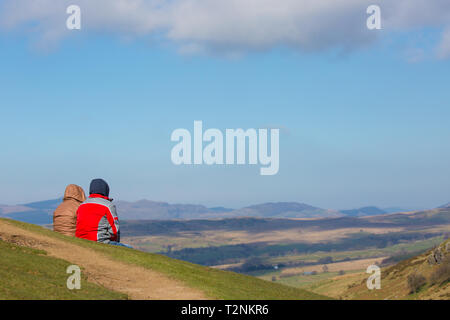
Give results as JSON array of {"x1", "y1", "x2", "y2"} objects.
[{"x1": 1, "y1": 198, "x2": 446, "y2": 224}]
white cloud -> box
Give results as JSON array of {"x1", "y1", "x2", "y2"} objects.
[{"x1": 1, "y1": 0, "x2": 450, "y2": 57}]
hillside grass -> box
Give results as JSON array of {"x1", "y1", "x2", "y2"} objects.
[
  {"x1": 0, "y1": 239, "x2": 127, "y2": 300},
  {"x1": 1, "y1": 218, "x2": 329, "y2": 300}
]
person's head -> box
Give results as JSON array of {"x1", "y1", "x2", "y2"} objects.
[
  {"x1": 64, "y1": 184, "x2": 86, "y2": 203},
  {"x1": 89, "y1": 178, "x2": 110, "y2": 198}
]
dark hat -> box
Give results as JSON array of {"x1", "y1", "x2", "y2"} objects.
[{"x1": 89, "y1": 179, "x2": 110, "y2": 197}]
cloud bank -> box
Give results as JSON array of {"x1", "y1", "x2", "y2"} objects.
[{"x1": 1, "y1": 0, "x2": 450, "y2": 57}]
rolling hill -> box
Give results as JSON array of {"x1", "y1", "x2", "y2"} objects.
[
  {"x1": 121, "y1": 207, "x2": 450, "y2": 237},
  {"x1": 0, "y1": 218, "x2": 327, "y2": 300},
  {"x1": 439, "y1": 202, "x2": 450, "y2": 209},
  {"x1": 0, "y1": 199, "x2": 341, "y2": 223},
  {"x1": 115, "y1": 201, "x2": 339, "y2": 219},
  {"x1": 0, "y1": 199, "x2": 60, "y2": 225},
  {"x1": 230, "y1": 202, "x2": 341, "y2": 218},
  {"x1": 1, "y1": 197, "x2": 446, "y2": 225},
  {"x1": 340, "y1": 206, "x2": 386, "y2": 217}
]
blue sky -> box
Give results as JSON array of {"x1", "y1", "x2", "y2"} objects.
[{"x1": 0, "y1": 1, "x2": 450, "y2": 210}]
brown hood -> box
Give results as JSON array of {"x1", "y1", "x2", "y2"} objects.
[{"x1": 63, "y1": 184, "x2": 86, "y2": 203}]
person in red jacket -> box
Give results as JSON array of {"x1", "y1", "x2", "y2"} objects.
[{"x1": 76, "y1": 179, "x2": 130, "y2": 248}]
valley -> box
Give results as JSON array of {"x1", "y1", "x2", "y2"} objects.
[
  {"x1": 121, "y1": 207, "x2": 450, "y2": 294},
  {"x1": 2, "y1": 198, "x2": 449, "y2": 298}
]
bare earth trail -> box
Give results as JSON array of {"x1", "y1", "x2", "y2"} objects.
[{"x1": 0, "y1": 220, "x2": 209, "y2": 300}]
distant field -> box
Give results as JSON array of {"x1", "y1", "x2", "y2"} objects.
[
  {"x1": 123, "y1": 226, "x2": 405, "y2": 253},
  {"x1": 253, "y1": 255, "x2": 381, "y2": 290},
  {"x1": 258, "y1": 270, "x2": 364, "y2": 290},
  {"x1": 280, "y1": 257, "x2": 388, "y2": 275},
  {"x1": 265, "y1": 236, "x2": 445, "y2": 265}
]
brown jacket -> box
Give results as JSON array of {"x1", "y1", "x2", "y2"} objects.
[{"x1": 53, "y1": 184, "x2": 86, "y2": 236}]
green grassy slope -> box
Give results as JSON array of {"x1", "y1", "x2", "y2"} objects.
[
  {"x1": 0, "y1": 240, "x2": 127, "y2": 300},
  {"x1": 1, "y1": 218, "x2": 328, "y2": 300}
]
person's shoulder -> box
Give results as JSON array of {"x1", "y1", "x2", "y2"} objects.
[{"x1": 83, "y1": 197, "x2": 114, "y2": 209}]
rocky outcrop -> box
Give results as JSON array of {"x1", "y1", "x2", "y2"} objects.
[{"x1": 427, "y1": 247, "x2": 444, "y2": 265}]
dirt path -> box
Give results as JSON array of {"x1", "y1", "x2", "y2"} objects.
[{"x1": 0, "y1": 220, "x2": 209, "y2": 300}]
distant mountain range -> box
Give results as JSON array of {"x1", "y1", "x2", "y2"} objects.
[
  {"x1": 115, "y1": 199, "x2": 232, "y2": 220},
  {"x1": 229, "y1": 202, "x2": 341, "y2": 219},
  {"x1": 0, "y1": 200, "x2": 60, "y2": 225},
  {"x1": 438, "y1": 202, "x2": 450, "y2": 208},
  {"x1": 0, "y1": 198, "x2": 444, "y2": 225},
  {"x1": 0, "y1": 200, "x2": 340, "y2": 223},
  {"x1": 340, "y1": 206, "x2": 386, "y2": 217}
]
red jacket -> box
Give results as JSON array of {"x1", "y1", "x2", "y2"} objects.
[{"x1": 75, "y1": 194, "x2": 120, "y2": 243}]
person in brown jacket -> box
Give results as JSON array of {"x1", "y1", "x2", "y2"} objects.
[{"x1": 53, "y1": 184, "x2": 86, "y2": 236}]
